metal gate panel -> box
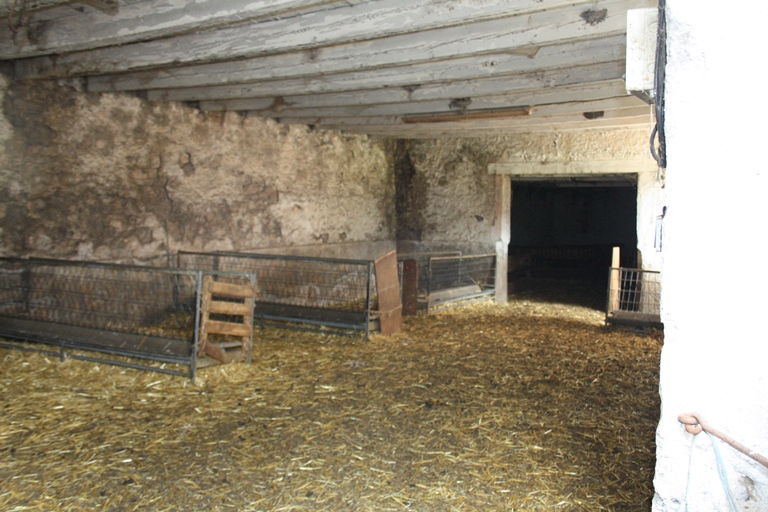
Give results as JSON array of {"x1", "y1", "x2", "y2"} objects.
[
  {"x1": 0, "y1": 257, "x2": 254, "y2": 379},
  {"x1": 426, "y1": 253, "x2": 496, "y2": 313},
  {"x1": 177, "y1": 251, "x2": 376, "y2": 338},
  {"x1": 605, "y1": 267, "x2": 662, "y2": 328}
]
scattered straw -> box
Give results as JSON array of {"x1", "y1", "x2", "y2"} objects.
[{"x1": 0, "y1": 285, "x2": 660, "y2": 511}]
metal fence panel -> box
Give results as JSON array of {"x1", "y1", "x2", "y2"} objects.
[
  {"x1": 397, "y1": 251, "x2": 461, "y2": 297},
  {"x1": 177, "y1": 251, "x2": 375, "y2": 337},
  {"x1": 0, "y1": 257, "x2": 255, "y2": 378},
  {"x1": 426, "y1": 254, "x2": 496, "y2": 312},
  {"x1": 605, "y1": 267, "x2": 662, "y2": 328}
]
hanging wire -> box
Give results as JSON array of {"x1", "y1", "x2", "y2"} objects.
[
  {"x1": 677, "y1": 412, "x2": 768, "y2": 512},
  {"x1": 708, "y1": 432, "x2": 742, "y2": 512},
  {"x1": 675, "y1": 433, "x2": 698, "y2": 512}
]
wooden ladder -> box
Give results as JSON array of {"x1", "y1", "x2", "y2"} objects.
[{"x1": 198, "y1": 275, "x2": 255, "y2": 365}]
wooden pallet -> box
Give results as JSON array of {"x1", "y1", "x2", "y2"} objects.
[{"x1": 198, "y1": 276, "x2": 255, "y2": 365}]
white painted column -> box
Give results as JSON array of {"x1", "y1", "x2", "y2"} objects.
[
  {"x1": 636, "y1": 169, "x2": 665, "y2": 271},
  {"x1": 653, "y1": 2, "x2": 768, "y2": 511},
  {"x1": 494, "y1": 174, "x2": 511, "y2": 303}
]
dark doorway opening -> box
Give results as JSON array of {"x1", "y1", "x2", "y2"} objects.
[{"x1": 508, "y1": 176, "x2": 638, "y2": 309}]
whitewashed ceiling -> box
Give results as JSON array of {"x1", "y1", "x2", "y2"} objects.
[{"x1": 0, "y1": 0, "x2": 656, "y2": 138}]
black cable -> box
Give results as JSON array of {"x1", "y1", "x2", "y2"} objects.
[
  {"x1": 651, "y1": 0, "x2": 667, "y2": 168},
  {"x1": 649, "y1": 124, "x2": 660, "y2": 164}
]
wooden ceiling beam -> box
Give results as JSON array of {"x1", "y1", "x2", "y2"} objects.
[
  {"x1": 264, "y1": 96, "x2": 647, "y2": 126},
  {"x1": 0, "y1": 0, "x2": 77, "y2": 16},
  {"x1": 192, "y1": 61, "x2": 626, "y2": 113},
  {"x1": 132, "y1": 36, "x2": 625, "y2": 103},
  {"x1": 16, "y1": 0, "x2": 650, "y2": 79},
  {"x1": 0, "y1": 0, "x2": 339, "y2": 59},
  {"x1": 317, "y1": 114, "x2": 653, "y2": 139},
  {"x1": 229, "y1": 81, "x2": 637, "y2": 119}
]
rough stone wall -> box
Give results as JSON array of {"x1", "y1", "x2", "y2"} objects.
[
  {"x1": 397, "y1": 130, "x2": 662, "y2": 265},
  {"x1": 653, "y1": 2, "x2": 768, "y2": 511},
  {"x1": 396, "y1": 138, "x2": 499, "y2": 251},
  {"x1": 0, "y1": 76, "x2": 395, "y2": 265}
]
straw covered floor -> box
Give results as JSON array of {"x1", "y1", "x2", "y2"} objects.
[{"x1": 1, "y1": 281, "x2": 661, "y2": 511}]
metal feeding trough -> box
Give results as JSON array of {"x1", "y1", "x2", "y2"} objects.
[{"x1": 398, "y1": 252, "x2": 496, "y2": 313}]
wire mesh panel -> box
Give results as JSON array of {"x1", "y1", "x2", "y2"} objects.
[
  {"x1": 397, "y1": 251, "x2": 461, "y2": 299},
  {"x1": 0, "y1": 257, "x2": 255, "y2": 378},
  {"x1": 605, "y1": 267, "x2": 662, "y2": 329},
  {"x1": 426, "y1": 254, "x2": 496, "y2": 312},
  {"x1": 177, "y1": 251, "x2": 375, "y2": 337}
]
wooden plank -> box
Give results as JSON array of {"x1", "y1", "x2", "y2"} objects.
[
  {"x1": 208, "y1": 301, "x2": 252, "y2": 316},
  {"x1": 374, "y1": 251, "x2": 402, "y2": 336},
  {"x1": 94, "y1": 0, "x2": 643, "y2": 90},
  {"x1": 489, "y1": 158, "x2": 655, "y2": 177},
  {"x1": 241, "y1": 302, "x2": 253, "y2": 363},
  {"x1": 278, "y1": 99, "x2": 646, "y2": 128},
  {"x1": 0, "y1": 0, "x2": 338, "y2": 59},
  {"x1": 204, "y1": 320, "x2": 251, "y2": 338},
  {"x1": 609, "y1": 247, "x2": 621, "y2": 313},
  {"x1": 289, "y1": 105, "x2": 651, "y2": 129},
  {"x1": 198, "y1": 275, "x2": 214, "y2": 357},
  {"x1": 203, "y1": 340, "x2": 229, "y2": 364},
  {"x1": 329, "y1": 115, "x2": 652, "y2": 138},
  {"x1": 379, "y1": 307, "x2": 403, "y2": 336},
  {"x1": 0, "y1": 0, "x2": 74, "y2": 16},
  {"x1": 208, "y1": 280, "x2": 255, "y2": 298},
  {"x1": 17, "y1": 0, "x2": 651, "y2": 79},
  {"x1": 400, "y1": 259, "x2": 419, "y2": 317},
  {"x1": 199, "y1": 79, "x2": 631, "y2": 115},
  {"x1": 132, "y1": 35, "x2": 626, "y2": 99},
  {"x1": 196, "y1": 61, "x2": 626, "y2": 114}
]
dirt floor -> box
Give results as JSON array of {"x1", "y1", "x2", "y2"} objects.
[{"x1": 0, "y1": 279, "x2": 661, "y2": 511}]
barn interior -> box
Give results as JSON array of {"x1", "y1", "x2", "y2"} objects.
[
  {"x1": 508, "y1": 174, "x2": 638, "y2": 309},
  {"x1": 2, "y1": 1, "x2": 767, "y2": 511}
]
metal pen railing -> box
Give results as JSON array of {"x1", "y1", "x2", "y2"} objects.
[
  {"x1": 177, "y1": 251, "x2": 376, "y2": 338},
  {"x1": 0, "y1": 257, "x2": 254, "y2": 379}
]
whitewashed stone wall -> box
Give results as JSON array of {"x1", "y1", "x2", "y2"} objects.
[
  {"x1": 399, "y1": 130, "x2": 663, "y2": 270},
  {"x1": 653, "y1": 2, "x2": 768, "y2": 511},
  {"x1": 0, "y1": 77, "x2": 395, "y2": 264}
]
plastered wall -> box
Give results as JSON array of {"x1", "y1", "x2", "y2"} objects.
[
  {"x1": 397, "y1": 131, "x2": 664, "y2": 271},
  {"x1": 0, "y1": 76, "x2": 395, "y2": 265},
  {"x1": 653, "y1": 2, "x2": 768, "y2": 510}
]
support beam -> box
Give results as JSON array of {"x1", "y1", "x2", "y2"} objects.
[
  {"x1": 323, "y1": 113, "x2": 652, "y2": 138},
  {"x1": 278, "y1": 101, "x2": 646, "y2": 127},
  {"x1": 494, "y1": 175, "x2": 511, "y2": 304},
  {"x1": 0, "y1": 0, "x2": 76, "y2": 16},
  {"x1": 90, "y1": 32, "x2": 625, "y2": 94},
  {"x1": 489, "y1": 158, "x2": 655, "y2": 176},
  {"x1": 281, "y1": 105, "x2": 650, "y2": 129},
  {"x1": 16, "y1": 0, "x2": 651, "y2": 79},
  {"x1": 199, "y1": 80, "x2": 633, "y2": 117},
  {"x1": 0, "y1": 0, "x2": 339, "y2": 59},
  {"x1": 194, "y1": 62, "x2": 626, "y2": 113}
]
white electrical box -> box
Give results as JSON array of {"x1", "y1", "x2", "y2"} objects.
[{"x1": 626, "y1": 8, "x2": 658, "y2": 104}]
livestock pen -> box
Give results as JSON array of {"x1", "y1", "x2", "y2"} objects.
[
  {"x1": 0, "y1": 257, "x2": 255, "y2": 379},
  {"x1": 176, "y1": 251, "x2": 384, "y2": 338}
]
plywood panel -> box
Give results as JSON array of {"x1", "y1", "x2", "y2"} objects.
[{"x1": 374, "y1": 250, "x2": 402, "y2": 336}]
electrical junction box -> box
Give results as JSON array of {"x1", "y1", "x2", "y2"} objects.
[{"x1": 626, "y1": 8, "x2": 658, "y2": 104}]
